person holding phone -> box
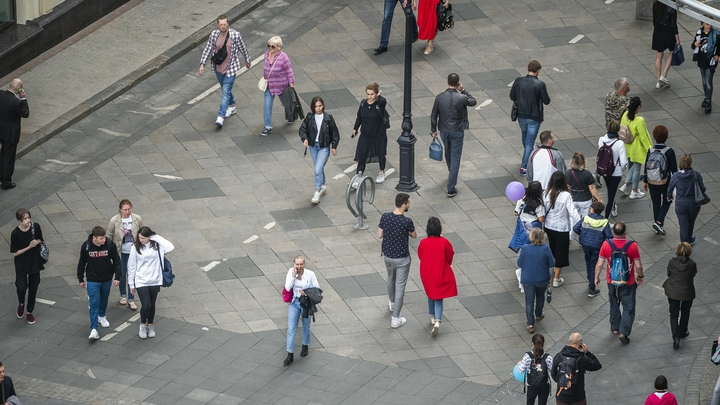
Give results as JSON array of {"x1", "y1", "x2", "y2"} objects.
[
  {"x1": 0, "y1": 78, "x2": 29, "y2": 190},
  {"x1": 283, "y1": 255, "x2": 320, "y2": 366}
]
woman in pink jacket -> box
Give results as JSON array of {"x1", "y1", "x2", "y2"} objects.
[
  {"x1": 645, "y1": 375, "x2": 678, "y2": 405},
  {"x1": 261, "y1": 36, "x2": 295, "y2": 136}
]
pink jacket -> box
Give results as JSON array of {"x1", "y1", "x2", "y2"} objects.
[
  {"x1": 264, "y1": 51, "x2": 294, "y2": 96},
  {"x1": 645, "y1": 391, "x2": 677, "y2": 405}
]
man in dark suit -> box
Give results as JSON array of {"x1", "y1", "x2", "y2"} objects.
[{"x1": 0, "y1": 78, "x2": 30, "y2": 190}]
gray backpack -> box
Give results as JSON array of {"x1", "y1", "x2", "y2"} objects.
[{"x1": 646, "y1": 147, "x2": 669, "y2": 185}]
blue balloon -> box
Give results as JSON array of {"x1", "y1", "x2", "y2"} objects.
[{"x1": 512, "y1": 364, "x2": 526, "y2": 382}]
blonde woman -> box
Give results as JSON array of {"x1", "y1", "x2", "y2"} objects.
[
  {"x1": 262, "y1": 36, "x2": 295, "y2": 136},
  {"x1": 107, "y1": 199, "x2": 143, "y2": 310}
]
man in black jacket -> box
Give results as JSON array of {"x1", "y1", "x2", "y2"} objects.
[
  {"x1": 0, "y1": 79, "x2": 30, "y2": 190},
  {"x1": 0, "y1": 362, "x2": 18, "y2": 405},
  {"x1": 552, "y1": 333, "x2": 602, "y2": 405},
  {"x1": 430, "y1": 73, "x2": 477, "y2": 197},
  {"x1": 77, "y1": 226, "x2": 121, "y2": 340},
  {"x1": 509, "y1": 60, "x2": 551, "y2": 177}
]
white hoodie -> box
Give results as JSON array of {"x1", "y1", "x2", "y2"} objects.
[
  {"x1": 128, "y1": 235, "x2": 174, "y2": 289},
  {"x1": 543, "y1": 191, "x2": 581, "y2": 232},
  {"x1": 598, "y1": 133, "x2": 628, "y2": 177}
]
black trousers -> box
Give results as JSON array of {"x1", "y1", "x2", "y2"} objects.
[
  {"x1": 668, "y1": 298, "x2": 693, "y2": 339},
  {"x1": 136, "y1": 286, "x2": 160, "y2": 324},
  {"x1": 526, "y1": 384, "x2": 550, "y2": 405},
  {"x1": 649, "y1": 183, "x2": 672, "y2": 226},
  {"x1": 0, "y1": 139, "x2": 17, "y2": 186},
  {"x1": 16, "y1": 273, "x2": 41, "y2": 313},
  {"x1": 602, "y1": 175, "x2": 622, "y2": 219}
]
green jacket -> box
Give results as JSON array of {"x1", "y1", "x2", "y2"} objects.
[{"x1": 621, "y1": 111, "x2": 653, "y2": 164}]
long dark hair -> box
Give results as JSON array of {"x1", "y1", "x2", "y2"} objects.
[
  {"x1": 134, "y1": 226, "x2": 158, "y2": 254},
  {"x1": 523, "y1": 181, "x2": 543, "y2": 210},
  {"x1": 532, "y1": 334, "x2": 545, "y2": 360},
  {"x1": 627, "y1": 96, "x2": 641, "y2": 121},
  {"x1": 544, "y1": 172, "x2": 569, "y2": 209}
]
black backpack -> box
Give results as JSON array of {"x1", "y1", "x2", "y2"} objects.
[
  {"x1": 555, "y1": 355, "x2": 580, "y2": 397},
  {"x1": 525, "y1": 352, "x2": 550, "y2": 391}
]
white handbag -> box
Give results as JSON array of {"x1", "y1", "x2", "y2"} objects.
[{"x1": 259, "y1": 51, "x2": 280, "y2": 92}]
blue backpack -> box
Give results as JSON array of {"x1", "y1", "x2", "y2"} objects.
[
  {"x1": 609, "y1": 240, "x2": 634, "y2": 286},
  {"x1": 157, "y1": 250, "x2": 174, "y2": 287}
]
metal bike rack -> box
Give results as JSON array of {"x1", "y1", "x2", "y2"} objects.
[{"x1": 346, "y1": 172, "x2": 376, "y2": 230}]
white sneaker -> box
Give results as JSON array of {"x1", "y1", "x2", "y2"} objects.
[
  {"x1": 225, "y1": 105, "x2": 237, "y2": 118},
  {"x1": 139, "y1": 324, "x2": 148, "y2": 339},
  {"x1": 656, "y1": 82, "x2": 661, "y2": 89},
  {"x1": 320, "y1": 185, "x2": 328, "y2": 195},
  {"x1": 311, "y1": 191, "x2": 322, "y2": 204},
  {"x1": 98, "y1": 316, "x2": 110, "y2": 328},
  {"x1": 552, "y1": 278, "x2": 564, "y2": 287},
  {"x1": 430, "y1": 316, "x2": 436, "y2": 325},
  {"x1": 376, "y1": 172, "x2": 386, "y2": 184},
  {"x1": 147, "y1": 325, "x2": 155, "y2": 338},
  {"x1": 629, "y1": 190, "x2": 645, "y2": 199},
  {"x1": 391, "y1": 316, "x2": 406, "y2": 328},
  {"x1": 89, "y1": 329, "x2": 99, "y2": 340},
  {"x1": 388, "y1": 300, "x2": 394, "y2": 312},
  {"x1": 660, "y1": 76, "x2": 670, "y2": 86},
  {"x1": 619, "y1": 183, "x2": 629, "y2": 195},
  {"x1": 431, "y1": 321, "x2": 439, "y2": 336},
  {"x1": 215, "y1": 116, "x2": 224, "y2": 128},
  {"x1": 611, "y1": 205, "x2": 618, "y2": 217}
]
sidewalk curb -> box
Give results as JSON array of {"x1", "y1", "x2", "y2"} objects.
[{"x1": 17, "y1": 0, "x2": 268, "y2": 159}]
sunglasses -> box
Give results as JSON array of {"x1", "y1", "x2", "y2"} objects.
[{"x1": 267, "y1": 45, "x2": 278, "y2": 49}]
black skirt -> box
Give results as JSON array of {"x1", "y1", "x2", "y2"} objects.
[
  {"x1": 545, "y1": 228, "x2": 570, "y2": 268},
  {"x1": 652, "y1": 28, "x2": 676, "y2": 52}
]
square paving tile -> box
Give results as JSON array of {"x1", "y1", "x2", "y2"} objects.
[
  {"x1": 464, "y1": 178, "x2": 504, "y2": 199},
  {"x1": 452, "y1": 2, "x2": 487, "y2": 20}
]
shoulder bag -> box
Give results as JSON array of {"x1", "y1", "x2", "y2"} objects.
[
  {"x1": 436, "y1": 3, "x2": 454, "y2": 31},
  {"x1": 210, "y1": 32, "x2": 230, "y2": 65},
  {"x1": 671, "y1": 43, "x2": 685, "y2": 66},
  {"x1": 694, "y1": 171, "x2": 711, "y2": 205},
  {"x1": 258, "y1": 52, "x2": 280, "y2": 92},
  {"x1": 157, "y1": 249, "x2": 174, "y2": 287},
  {"x1": 31, "y1": 222, "x2": 49, "y2": 264},
  {"x1": 511, "y1": 100, "x2": 518, "y2": 121},
  {"x1": 569, "y1": 169, "x2": 595, "y2": 201}
]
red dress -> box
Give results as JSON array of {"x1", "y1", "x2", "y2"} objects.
[
  {"x1": 417, "y1": 0, "x2": 440, "y2": 41},
  {"x1": 418, "y1": 236, "x2": 457, "y2": 300}
]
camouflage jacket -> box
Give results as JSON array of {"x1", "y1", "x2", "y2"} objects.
[{"x1": 605, "y1": 92, "x2": 629, "y2": 127}]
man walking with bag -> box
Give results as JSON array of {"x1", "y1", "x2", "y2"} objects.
[
  {"x1": 199, "y1": 15, "x2": 252, "y2": 128},
  {"x1": 430, "y1": 73, "x2": 477, "y2": 197}
]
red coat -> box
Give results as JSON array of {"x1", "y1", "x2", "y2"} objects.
[{"x1": 418, "y1": 236, "x2": 457, "y2": 300}]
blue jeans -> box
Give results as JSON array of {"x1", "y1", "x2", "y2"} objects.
[
  {"x1": 384, "y1": 256, "x2": 411, "y2": 318},
  {"x1": 87, "y1": 280, "x2": 112, "y2": 330},
  {"x1": 701, "y1": 67, "x2": 715, "y2": 102},
  {"x1": 675, "y1": 202, "x2": 701, "y2": 243},
  {"x1": 523, "y1": 282, "x2": 547, "y2": 326},
  {"x1": 264, "y1": 89, "x2": 275, "y2": 130},
  {"x1": 215, "y1": 72, "x2": 236, "y2": 118},
  {"x1": 380, "y1": 0, "x2": 418, "y2": 47},
  {"x1": 582, "y1": 246, "x2": 599, "y2": 290},
  {"x1": 608, "y1": 283, "x2": 637, "y2": 336},
  {"x1": 439, "y1": 131, "x2": 464, "y2": 193},
  {"x1": 309, "y1": 144, "x2": 330, "y2": 190},
  {"x1": 428, "y1": 298, "x2": 443, "y2": 321},
  {"x1": 286, "y1": 299, "x2": 311, "y2": 353},
  {"x1": 119, "y1": 253, "x2": 134, "y2": 301},
  {"x1": 625, "y1": 161, "x2": 641, "y2": 190},
  {"x1": 518, "y1": 118, "x2": 541, "y2": 169}
]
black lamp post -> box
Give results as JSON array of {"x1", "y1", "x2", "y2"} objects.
[{"x1": 395, "y1": 5, "x2": 419, "y2": 192}]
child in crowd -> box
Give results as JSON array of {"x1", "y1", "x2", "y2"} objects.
[
  {"x1": 509, "y1": 181, "x2": 545, "y2": 253},
  {"x1": 573, "y1": 201, "x2": 612, "y2": 298}
]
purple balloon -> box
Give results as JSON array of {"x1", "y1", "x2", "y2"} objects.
[{"x1": 505, "y1": 181, "x2": 525, "y2": 202}]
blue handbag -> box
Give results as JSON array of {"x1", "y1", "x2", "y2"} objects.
[
  {"x1": 671, "y1": 43, "x2": 685, "y2": 66},
  {"x1": 429, "y1": 137, "x2": 443, "y2": 161},
  {"x1": 157, "y1": 250, "x2": 174, "y2": 287}
]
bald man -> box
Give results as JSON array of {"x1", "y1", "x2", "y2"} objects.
[
  {"x1": 0, "y1": 79, "x2": 29, "y2": 190},
  {"x1": 551, "y1": 333, "x2": 602, "y2": 405}
]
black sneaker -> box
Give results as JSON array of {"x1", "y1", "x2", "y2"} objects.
[
  {"x1": 702, "y1": 99, "x2": 709, "y2": 108},
  {"x1": 619, "y1": 334, "x2": 630, "y2": 344},
  {"x1": 588, "y1": 288, "x2": 601, "y2": 298},
  {"x1": 652, "y1": 222, "x2": 666, "y2": 235},
  {"x1": 374, "y1": 46, "x2": 388, "y2": 54},
  {"x1": 447, "y1": 190, "x2": 458, "y2": 198},
  {"x1": 261, "y1": 128, "x2": 272, "y2": 137}
]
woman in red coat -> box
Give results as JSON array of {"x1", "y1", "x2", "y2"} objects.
[
  {"x1": 418, "y1": 216, "x2": 457, "y2": 336},
  {"x1": 413, "y1": 0, "x2": 449, "y2": 55}
]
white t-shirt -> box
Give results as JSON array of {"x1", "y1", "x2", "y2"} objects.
[
  {"x1": 314, "y1": 114, "x2": 324, "y2": 143},
  {"x1": 121, "y1": 217, "x2": 133, "y2": 254}
]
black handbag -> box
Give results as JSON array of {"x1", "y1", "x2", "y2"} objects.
[
  {"x1": 30, "y1": 222, "x2": 49, "y2": 264},
  {"x1": 210, "y1": 32, "x2": 230, "y2": 65},
  {"x1": 436, "y1": 3, "x2": 454, "y2": 32}
]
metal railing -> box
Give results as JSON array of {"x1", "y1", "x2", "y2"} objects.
[
  {"x1": 346, "y1": 172, "x2": 375, "y2": 230},
  {"x1": 659, "y1": 0, "x2": 720, "y2": 25}
]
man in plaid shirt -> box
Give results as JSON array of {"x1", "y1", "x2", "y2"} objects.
[{"x1": 199, "y1": 15, "x2": 251, "y2": 128}]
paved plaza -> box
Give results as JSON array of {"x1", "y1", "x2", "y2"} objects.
[{"x1": 2, "y1": 0, "x2": 720, "y2": 403}]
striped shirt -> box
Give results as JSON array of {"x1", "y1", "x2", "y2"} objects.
[
  {"x1": 264, "y1": 51, "x2": 295, "y2": 96},
  {"x1": 200, "y1": 28, "x2": 251, "y2": 77}
]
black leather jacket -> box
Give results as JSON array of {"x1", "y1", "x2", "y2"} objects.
[
  {"x1": 430, "y1": 88, "x2": 477, "y2": 133},
  {"x1": 509, "y1": 74, "x2": 551, "y2": 122},
  {"x1": 299, "y1": 112, "x2": 340, "y2": 149}
]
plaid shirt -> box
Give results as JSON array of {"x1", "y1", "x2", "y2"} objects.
[{"x1": 200, "y1": 28, "x2": 251, "y2": 77}]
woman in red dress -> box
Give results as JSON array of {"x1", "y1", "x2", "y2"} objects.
[
  {"x1": 413, "y1": 0, "x2": 449, "y2": 54},
  {"x1": 417, "y1": 217, "x2": 457, "y2": 336}
]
